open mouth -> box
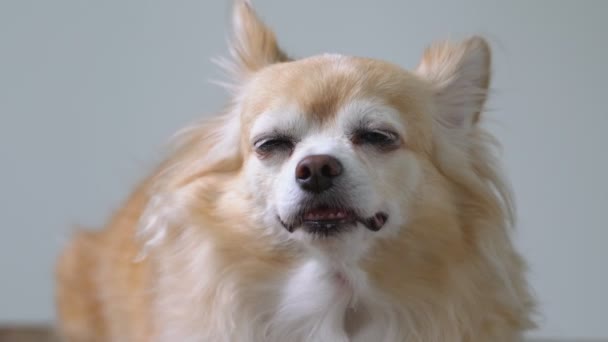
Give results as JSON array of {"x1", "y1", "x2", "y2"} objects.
[{"x1": 278, "y1": 205, "x2": 388, "y2": 236}]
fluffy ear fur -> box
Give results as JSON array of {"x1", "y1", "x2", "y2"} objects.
[
  {"x1": 220, "y1": 0, "x2": 290, "y2": 81},
  {"x1": 139, "y1": 1, "x2": 289, "y2": 252},
  {"x1": 417, "y1": 37, "x2": 513, "y2": 222},
  {"x1": 416, "y1": 36, "x2": 491, "y2": 128}
]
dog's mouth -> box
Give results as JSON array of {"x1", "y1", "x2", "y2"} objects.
[{"x1": 278, "y1": 205, "x2": 388, "y2": 237}]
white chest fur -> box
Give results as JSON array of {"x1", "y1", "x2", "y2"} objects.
[
  {"x1": 154, "y1": 250, "x2": 404, "y2": 342},
  {"x1": 267, "y1": 259, "x2": 403, "y2": 342}
]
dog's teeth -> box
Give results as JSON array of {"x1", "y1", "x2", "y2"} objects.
[{"x1": 304, "y1": 208, "x2": 352, "y2": 222}]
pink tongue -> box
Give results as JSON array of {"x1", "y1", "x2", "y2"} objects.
[{"x1": 304, "y1": 208, "x2": 347, "y2": 220}]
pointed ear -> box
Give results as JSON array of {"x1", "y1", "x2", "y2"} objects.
[
  {"x1": 225, "y1": 0, "x2": 290, "y2": 79},
  {"x1": 416, "y1": 37, "x2": 491, "y2": 128}
]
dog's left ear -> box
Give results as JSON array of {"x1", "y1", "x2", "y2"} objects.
[
  {"x1": 416, "y1": 37, "x2": 491, "y2": 129},
  {"x1": 225, "y1": 0, "x2": 290, "y2": 79}
]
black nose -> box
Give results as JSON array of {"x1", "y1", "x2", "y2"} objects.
[{"x1": 295, "y1": 154, "x2": 343, "y2": 193}]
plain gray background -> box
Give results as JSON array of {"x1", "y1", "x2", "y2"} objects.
[{"x1": 1, "y1": 0, "x2": 607, "y2": 340}]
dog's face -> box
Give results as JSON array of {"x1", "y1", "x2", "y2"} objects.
[
  {"x1": 140, "y1": 2, "x2": 492, "y2": 261},
  {"x1": 240, "y1": 57, "x2": 433, "y2": 255}
]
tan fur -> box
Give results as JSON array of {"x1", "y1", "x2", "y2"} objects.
[
  {"x1": 56, "y1": 181, "x2": 155, "y2": 341},
  {"x1": 56, "y1": 2, "x2": 534, "y2": 341}
]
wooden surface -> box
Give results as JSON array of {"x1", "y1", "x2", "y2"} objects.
[
  {"x1": 0, "y1": 327, "x2": 57, "y2": 342},
  {"x1": 0, "y1": 326, "x2": 605, "y2": 342}
]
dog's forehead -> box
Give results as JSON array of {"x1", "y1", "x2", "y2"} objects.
[
  {"x1": 242, "y1": 55, "x2": 424, "y2": 124},
  {"x1": 242, "y1": 54, "x2": 435, "y2": 154},
  {"x1": 248, "y1": 99, "x2": 405, "y2": 141}
]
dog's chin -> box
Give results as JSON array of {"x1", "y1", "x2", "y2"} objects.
[{"x1": 278, "y1": 205, "x2": 388, "y2": 238}]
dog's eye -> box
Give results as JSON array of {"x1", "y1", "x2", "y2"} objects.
[
  {"x1": 353, "y1": 130, "x2": 399, "y2": 149},
  {"x1": 254, "y1": 137, "x2": 294, "y2": 155}
]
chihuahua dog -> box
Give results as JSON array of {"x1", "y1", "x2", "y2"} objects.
[{"x1": 56, "y1": 1, "x2": 535, "y2": 341}]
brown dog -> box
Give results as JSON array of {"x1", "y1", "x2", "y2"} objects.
[{"x1": 56, "y1": 1, "x2": 535, "y2": 341}]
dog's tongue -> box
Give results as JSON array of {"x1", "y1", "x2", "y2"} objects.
[{"x1": 304, "y1": 208, "x2": 348, "y2": 221}]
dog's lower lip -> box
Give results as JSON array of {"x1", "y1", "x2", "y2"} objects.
[{"x1": 278, "y1": 208, "x2": 388, "y2": 234}]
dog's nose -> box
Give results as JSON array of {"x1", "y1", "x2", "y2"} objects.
[{"x1": 295, "y1": 154, "x2": 343, "y2": 193}]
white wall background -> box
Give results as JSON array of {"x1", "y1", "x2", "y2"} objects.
[{"x1": 1, "y1": 0, "x2": 607, "y2": 339}]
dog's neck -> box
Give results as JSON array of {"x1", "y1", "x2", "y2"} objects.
[{"x1": 268, "y1": 257, "x2": 402, "y2": 342}]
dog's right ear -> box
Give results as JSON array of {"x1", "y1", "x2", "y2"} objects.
[{"x1": 221, "y1": 0, "x2": 290, "y2": 81}]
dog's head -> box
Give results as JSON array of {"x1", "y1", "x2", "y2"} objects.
[{"x1": 141, "y1": 1, "x2": 500, "y2": 261}]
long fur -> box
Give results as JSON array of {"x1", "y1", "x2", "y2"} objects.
[{"x1": 55, "y1": 2, "x2": 535, "y2": 341}]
